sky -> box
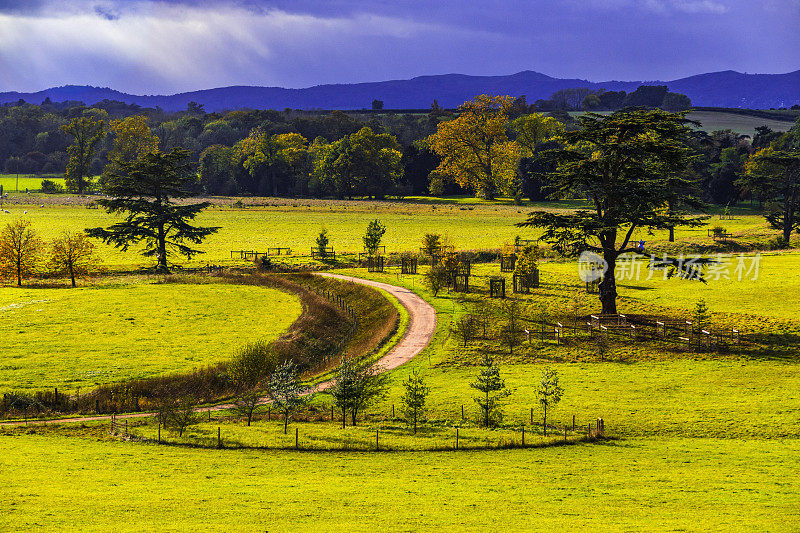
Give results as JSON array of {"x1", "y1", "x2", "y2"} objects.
[{"x1": 0, "y1": 0, "x2": 799, "y2": 94}]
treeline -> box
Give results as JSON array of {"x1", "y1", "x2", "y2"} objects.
[
  {"x1": 0, "y1": 98, "x2": 444, "y2": 196},
  {"x1": 532, "y1": 85, "x2": 692, "y2": 112},
  {"x1": 3, "y1": 93, "x2": 798, "y2": 207}
]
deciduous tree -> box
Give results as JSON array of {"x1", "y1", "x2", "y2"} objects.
[
  {"x1": 266, "y1": 360, "x2": 308, "y2": 434},
  {"x1": 61, "y1": 116, "x2": 106, "y2": 195},
  {"x1": 102, "y1": 115, "x2": 159, "y2": 191},
  {"x1": 228, "y1": 341, "x2": 278, "y2": 426},
  {"x1": 0, "y1": 219, "x2": 42, "y2": 286},
  {"x1": 326, "y1": 357, "x2": 389, "y2": 427},
  {"x1": 363, "y1": 219, "x2": 386, "y2": 255},
  {"x1": 426, "y1": 95, "x2": 520, "y2": 200},
  {"x1": 537, "y1": 367, "x2": 563, "y2": 436},
  {"x1": 48, "y1": 231, "x2": 101, "y2": 287}
]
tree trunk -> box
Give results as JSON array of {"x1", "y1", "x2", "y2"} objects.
[
  {"x1": 284, "y1": 412, "x2": 289, "y2": 434},
  {"x1": 668, "y1": 226, "x2": 675, "y2": 242},
  {"x1": 157, "y1": 224, "x2": 169, "y2": 273},
  {"x1": 784, "y1": 207, "x2": 793, "y2": 244},
  {"x1": 342, "y1": 408, "x2": 346, "y2": 429},
  {"x1": 599, "y1": 251, "x2": 618, "y2": 315},
  {"x1": 543, "y1": 405, "x2": 547, "y2": 437},
  {"x1": 484, "y1": 390, "x2": 489, "y2": 427},
  {"x1": 69, "y1": 264, "x2": 76, "y2": 287},
  {"x1": 17, "y1": 259, "x2": 21, "y2": 286}
]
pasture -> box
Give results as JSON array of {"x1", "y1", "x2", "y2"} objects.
[
  {"x1": 0, "y1": 280, "x2": 301, "y2": 392},
  {"x1": 0, "y1": 174, "x2": 65, "y2": 192},
  {"x1": 1, "y1": 433, "x2": 798, "y2": 531},
  {"x1": 0, "y1": 198, "x2": 783, "y2": 271},
  {"x1": 1, "y1": 197, "x2": 799, "y2": 531}
]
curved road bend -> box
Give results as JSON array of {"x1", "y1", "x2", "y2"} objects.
[{"x1": 0, "y1": 273, "x2": 437, "y2": 427}]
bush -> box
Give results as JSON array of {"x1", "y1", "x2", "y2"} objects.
[
  {"x1": 40, "y1": 179, "x2": 64, "y2": 194},
  {"x1": 768, "y1": 235, "x2": 790, "y2": 250},
  {"x1": 257, "y1": 255, "x2": 273, "y2": 271}
]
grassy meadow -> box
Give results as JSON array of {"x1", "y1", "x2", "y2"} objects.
[
  {"x1": 1, "y1": 197, "x2": 800, "y2": 530},
  {"x1": 0, "y1": 174, "x2": 64, "y2": 192},
  {"x1": 1, "y1": 433, "x2": 798, "y2": 531},
  {"x1": 0, "y1": 197, "x2": 784, "y2": 271},
  {"x1": 0, "y1": 279, "x2": 301, "y2": 392}
]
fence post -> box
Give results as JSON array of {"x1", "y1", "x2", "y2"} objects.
[
  {"x1": 217, "y1": 427, "x2": 221, "y2": 448},
  {"x1": 125, "y1": 419, "x2": 128, "y2": 436},
  {"x1": 392, "y1": 404, "x2": 395, "y2": 418},
  {"x1": 376, "y1": 429, "x2": 379, "y2": 451},
  {"x1": 522, "y1": 424, "x2": 525, "y2": 447},
  {"x1": 158, "y1": 421, "x2": 161, "y2": 443},
  {"x1": 564, "y1": 425, "x2": 567, "y2": 443},
  {"x1": 530, "y1": 407, "x2": 533, "y2": 425},
  {"x1": 461, "y1": 405, "x2": 464, "y2": 420},
  {"x1": 295, "y1": 427, "x2": 299, "y2": 450},
  {"x1": 456, "y1": 427, "x2": 459, "y2": 450},
  {"x1": 573, "y1": 414, "x2": 575, "y2": 431}
]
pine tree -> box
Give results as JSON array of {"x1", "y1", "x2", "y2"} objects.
[
  {"x1": 470, "y1": 354, "x2": 510, "y2": 427},
  {"x1": 401, "y1": 371, "x2": 429, "y2": 434}
]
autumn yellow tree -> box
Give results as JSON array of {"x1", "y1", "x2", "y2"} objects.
[
  {"x1": 511, "y1": 113, "x2": 564, "y2": 156},
  {"x1": 48, "y1": 231, "x2": 102, "y2": 287},
  {"x1": 426, "y1": 95, "x2": 520, "y2": 200},
  {"x1": 61, "y1": 115, "x2": 106, "y2": 194},
  {"x1": 0, "y1": 219, "x2": 43, "y2": 286},
  {"x1": 101, "y1": 115, "x2": 160, "y2": 191}
]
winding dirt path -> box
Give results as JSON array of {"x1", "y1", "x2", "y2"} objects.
[{"x1": 0, "y1": 274, "x2": 436, "y2": 427}]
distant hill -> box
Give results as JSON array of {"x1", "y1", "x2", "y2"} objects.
[{"x1": 1, "y1": 69, "x2": 798, "y2": 112}]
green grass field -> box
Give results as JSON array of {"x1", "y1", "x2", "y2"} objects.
[
  {"x1": 2, "y1": 199, "x2": 800, "y2": 530},
  {"x1": 0, "y1": 174, "x2": 65, "y2": 192},
  {"x1": 0, "y1": 279, "x2": 301, "y2": 392},
  {"x1": 1, "y1": 434, "x2": 798, "y2": 531},
  {"x1": 0, "y1": 199, "x2": 785, "y2": 271}
]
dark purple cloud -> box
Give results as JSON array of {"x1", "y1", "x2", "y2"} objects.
[{"x1": 0, "y1": 0, "x2": 798, "y2": 93}]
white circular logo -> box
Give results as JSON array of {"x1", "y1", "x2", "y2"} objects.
[{"x1": 578, "y1": 251, "x2": 608, "y2": 282}]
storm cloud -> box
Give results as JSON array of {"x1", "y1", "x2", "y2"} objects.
[{"x1": 0, "y1": 0, "x2": 798, "y2": 93}]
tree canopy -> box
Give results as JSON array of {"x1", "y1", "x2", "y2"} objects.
[
  {"x1": 61, "y1": 116, "x2": 106, "y2": 194},
  {"x1": 739, "y1": 137, "x2": 800, "y2": 244},
  {"x1": 518, "y1": 109, "x2": 707, "y2": 314},
  {"x1": 426, "y1": 95, "x2": 520, "y2": 200},
  {"x1": 86, "y1": 148, "x2": 219, "y2": 272}
]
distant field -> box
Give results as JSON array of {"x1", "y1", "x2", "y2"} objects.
[
  {"x1": 0, "y1": 280, "x2": 301, "y2": 392},
  {"x1": 570, "y1": 110, "x2": 796, "y2": 136},
  {"x1": 0, "y1": 200, "x2": 782, "y2": 270},
  {"x1": 0, "y1": 174, "x2": 65, "y2": 192},
  {"x1": 1, "y1": 434, "x2": 798, "y2": 531},
  {"x1": 687, "y1": 110, "x2": 795, "y2": 136}
]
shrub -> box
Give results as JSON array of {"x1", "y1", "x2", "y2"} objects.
[
  {"x1": 768, "y1": 235, "x2": 789, "y2": 250},
  {"x1": 40, "y1": 179, "x2": 64, "y2": 194}
]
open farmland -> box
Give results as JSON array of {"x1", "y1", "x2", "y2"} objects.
[
  {"x1": 0, "y1": 198, "x2": 782, "y2": 269},
  {"x1": 0, "y1": 280, "x2": 301, "y2": 391},
  {"x1": 2, "y1": 197, "x2": 800, "y2": 531}
]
